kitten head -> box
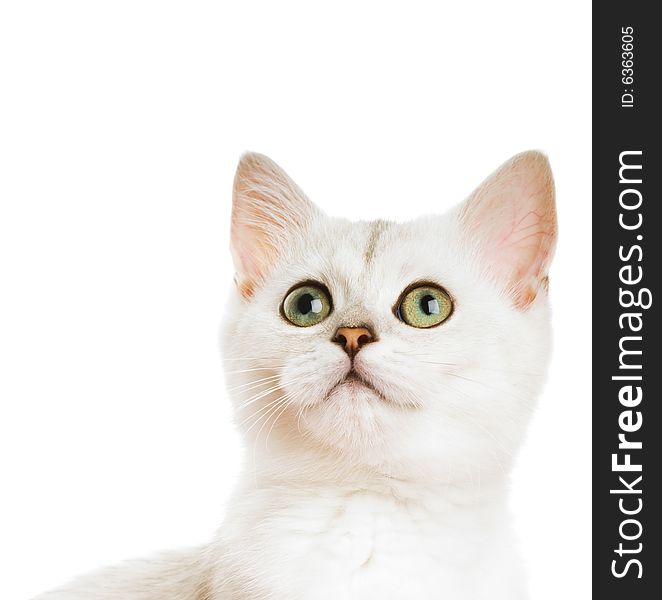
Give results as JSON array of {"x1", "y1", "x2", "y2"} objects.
[{"x1": 223, "y1": 151, "x2": 556, "y2": 482}]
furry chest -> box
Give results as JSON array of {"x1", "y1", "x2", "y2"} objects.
[{"x1": 234, "y1": 492, "x2": 497, "y2": 600}]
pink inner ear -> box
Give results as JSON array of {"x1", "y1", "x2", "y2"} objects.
[
  {"x1": 496, "y1": 208, "x2": 556, "y2": 307},
  {"x1": 230, "y1": 221, "x2": 279, "y2": 299},
  {"x1": 461, "y1": 151, "x2": 557, "y2": 309},
  {"x1": 230, "y1": 153, "x2": 319, "y2": 298},
  {"x1": 499, "y1": 209, "x2": 554, "y2": 279}
]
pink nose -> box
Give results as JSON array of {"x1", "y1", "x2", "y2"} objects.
[{"x1": 333, "y1": 327, "x2": 374, "y2": 357}]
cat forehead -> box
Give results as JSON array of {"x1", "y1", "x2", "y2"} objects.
[
  {"x1": 297, "y1": 213, "x2": 461, "y2": 289},
  {"x1": 338, "y1": 212, "x2": 450, "y2": 249}
]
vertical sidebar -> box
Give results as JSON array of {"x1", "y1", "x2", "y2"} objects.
[{"x1": 593, "y1": 2, "x2": 660, "y2": 598}]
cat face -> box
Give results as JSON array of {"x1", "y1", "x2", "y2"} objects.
[{"x1": 223, "y1": 152, "x2": 556, "y2": 481}]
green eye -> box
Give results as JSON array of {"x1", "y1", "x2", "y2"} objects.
[
  {"x1": 396, "y1": 284, "x2": 453, "y2": 328},
  {"x1": 282, "y1": 283, "x2": 332, "y2": 327}
]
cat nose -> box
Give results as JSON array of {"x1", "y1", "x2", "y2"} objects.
[{"x1": 333, "y1": 327, "x2": 374, "y2": 357}]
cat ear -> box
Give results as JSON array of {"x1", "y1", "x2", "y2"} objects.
[
  {"x1": 231, "y1": 152, "x2": 320, "y2": 298},
  {"x1": 459, "y1": 151, "x2": 557, "y2": 309}
]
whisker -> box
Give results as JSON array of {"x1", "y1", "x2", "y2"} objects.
[
  {"x1": 220, "y1": 357, "x2": 283, "y2": 361},
  {"x1": 392, "y1": 351, "x2": 545, "y2": 377},
  {"x1": 224, "y1": 367, "x2": 282, "y2": 375},
  {"x1": 264, "y1": 395, "x2": 297, "y2": 450},
  {"x1": 238, "y1": 395, "x2": 286, "y2": 430},
  {"x1": 235, "y1": 383, "x2": 288, "y2": 413},
  {"x1": 233, "y1": 374, "x2": 310, "y2": 413},
  {"x1": 245, "y1": 395, "x2": 291, "y2": 437},
  {"x1": 442, "y1": 371, "x2": 532, "y2": 406},
  {"x1": 227, "y1": 375, "x2": 281, "y2": 393}
]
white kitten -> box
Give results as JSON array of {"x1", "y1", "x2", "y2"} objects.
[{"x1": 36, "y1": 151, "x2": 557, "y2": 600}]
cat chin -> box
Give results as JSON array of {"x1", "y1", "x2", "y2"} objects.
[{"x1": 298, "y1": 383, "x2": 392, "y2": 452}]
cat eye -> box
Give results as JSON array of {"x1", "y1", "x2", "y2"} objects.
[
  {"x1": 281, "y1": 283, "x2": 332, "y2": 327},
  {"x1": 395, "y1": 284, "x2": 453, "y2": 328}
]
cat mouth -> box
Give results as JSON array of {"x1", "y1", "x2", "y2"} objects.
[
  {"x1": 337, "y1": 370, "x2": 388, "y2": 402},
  {"x1": 343, "y1": 371, "x2": 366, "y2": 384}
]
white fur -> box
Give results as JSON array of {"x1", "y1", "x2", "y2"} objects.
[{"x1": 36, "y1": 152, "x2": 556, "y2": 600}]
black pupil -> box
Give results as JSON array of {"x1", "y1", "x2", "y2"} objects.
[
  {"x1": 297, "y1": 293, "x2": 316, "y2": 315},
  {"x1": 420, "y1": 294, "x2": 440, "y2": 315}
]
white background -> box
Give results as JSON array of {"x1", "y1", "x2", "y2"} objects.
[{"x1": 0, "y1": 1, "x2": 591, "y2": 598}]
